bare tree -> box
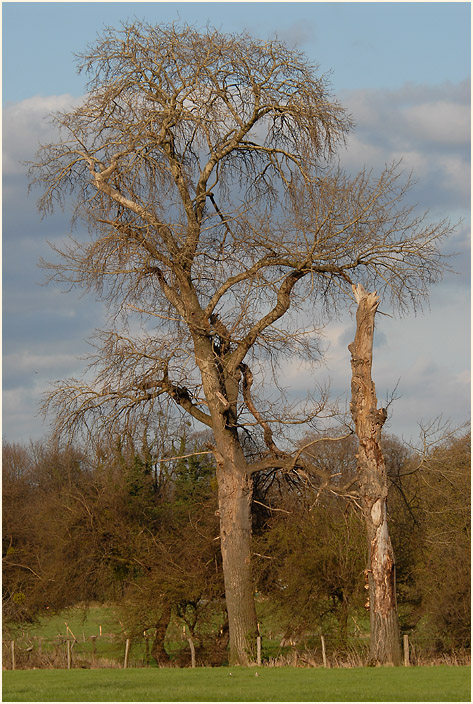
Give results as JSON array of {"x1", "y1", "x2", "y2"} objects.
[{"x1": 29, "y1": 22, "x2": 453, "y2": 664}]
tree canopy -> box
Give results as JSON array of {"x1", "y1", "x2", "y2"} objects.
[{"x1": 31, "y1": 22, "x2": 452, "y2": 447}]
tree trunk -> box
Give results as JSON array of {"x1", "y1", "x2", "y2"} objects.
[
  {"x1": 151, "y1": 602, "x2": 172, "y2": 666},
  {"x1": 216, "y1": 462, "x2": 258, "y2": 665},
  {"x1": 192, "y1": 334, "x2": 259, "y2": 665},
  {"x1": 348, "y1": 284, "x2": 401, "y2": 666}
]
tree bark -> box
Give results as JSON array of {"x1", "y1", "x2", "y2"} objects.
[
  {"x1": 192, "y1": 334, "x2": 259, "y2": 665},
  {"x1": 216, "y1": 461, "x2": 258, "y2": 665},
  {"x1": 348, "y1": 284, "x2": 401, "y2": 666}
]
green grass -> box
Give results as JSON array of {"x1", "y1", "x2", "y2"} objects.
[
  {"x1": 18, "y1": 604, "x2": 119, "y2": 641},
  {"x1": 4, "y1": 605, "x2": 137, "y2": 665},
  {"x1": 2, "y1": 665, "x2": 470, "y2": 702}
]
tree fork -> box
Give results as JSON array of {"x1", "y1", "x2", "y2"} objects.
[
  {"x1": 348, "y1": 284, "x2": 401, "y2": 666},
  {"x1": 151, "y1": 602, "x2": 172, "y2": 667}
]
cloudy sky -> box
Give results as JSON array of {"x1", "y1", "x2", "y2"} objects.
[{"x1": 3, "y1": 1, "x2": 470, "y2": 444}]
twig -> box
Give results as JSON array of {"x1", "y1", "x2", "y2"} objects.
[{"x1": 253, "y1": 499, "x2": 291, "y2": 514}]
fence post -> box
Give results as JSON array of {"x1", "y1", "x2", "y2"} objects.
[
  {"x1": 11, "y1": 640, "x2": 16, "y2": 670},
  {"x1": 90, "y1": 635, "x2": 97, "y2": 655},
  {"x1": 321, "y1": 635, "x2": 327, "y2": 668},
  {"x1": 124, "y1": 638, "x2": 130, "y2": 669},
  {"x1": 403, "y1": 634, "x2": 410, "y2": 667},
  {"x1": 66, "y1": 639, "x2": 72, "y2": 669},
  {"x1": 256, "y1": 636, "x2": 262, "y2": 667}
]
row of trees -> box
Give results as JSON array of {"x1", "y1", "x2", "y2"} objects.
[
  {"x1": 3, "y1": 426, "x2": 470, "y2": 664},
  {"x1": 26, "y1": 21, "x2": 457, "y2": 663}
]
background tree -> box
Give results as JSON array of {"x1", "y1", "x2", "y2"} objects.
[
  {"x1": 2, "y1": 431, "x2": 226, "y2": 664},
  {"x1": 3, "y1": 442, "x2": 37, "y2": 624},
  {"x1": 3, "y1": 427, "x2": 469, "y2": 661},
  {"x1": 388, "y1": 428, "x2": 470, "y2": 655},
  {"x1": 254, "y1": 487, "x2": 366, "y2": 652},
  {"x1": 115, "y1": 431, "x2": 226, "y2": 667},
  {"x1": 30, "y1": 22, "x2": 453, "y2": 663},
  {"x1": 2, "y1": 440, "x2": 109, "y2": 624}
]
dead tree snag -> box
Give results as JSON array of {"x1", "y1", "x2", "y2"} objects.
[{"x1": 348, "y1": 284, "x2": 401, "y2": 666}]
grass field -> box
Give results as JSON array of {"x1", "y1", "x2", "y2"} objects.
[{"x1": 2, "y1": 665, "x2": 470, "y2": 702}]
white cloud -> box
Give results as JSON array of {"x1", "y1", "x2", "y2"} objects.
[
  {"x1": 402, "y1": 100, "x2": 470, "y2": 146},
  {"x1": 4, "y1": 349, "x2": 81, "y2": 375},
  {"x1": 2, "y1": 387, "x2": 50, "y2": 443},
  {"x1": 340, "y1": 81, "x2": 470, "y2": 211},
  {"x1": 3, "y1": 94, "x2": 83, "y2": 175},
  {"x1": 3, "y1": 344, "x2": 91, "y2": 441}
]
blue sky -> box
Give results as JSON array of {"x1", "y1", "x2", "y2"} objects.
[
  {"x1": 3, "y1": 2, "x2": 471, "y2": 103},
  {"x1": 3, "y1": 1, "x2": 471, "y2": 444}
]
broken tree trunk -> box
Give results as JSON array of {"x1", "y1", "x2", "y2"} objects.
[{"x1": 348, "y1": 284, "x2": 401, "y2": 666}]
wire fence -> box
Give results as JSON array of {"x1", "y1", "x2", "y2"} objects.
[
  {"x1": 2, "y1": 632, "x2": 155, "y2": 671},
  {"x1": 2, "y1": 632, "x2": 469, "y2": 671}
]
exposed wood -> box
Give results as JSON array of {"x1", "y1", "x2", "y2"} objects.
[
  {"x1": 348, "y1": 284, "x2": 401, "y2": 666},
  {"x1": 403, "y1": 634, "x2": 410, "y2": 667},
  {"x1": 257, "y1": 636, "x2": 262, "y2": 667}
]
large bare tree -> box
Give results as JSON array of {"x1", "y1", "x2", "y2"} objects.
[{"x1": 30, "y1": 22, "x2": 453, "y2": 664}]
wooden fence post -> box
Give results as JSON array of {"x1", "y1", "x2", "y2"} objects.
[
  {"x1": 66, "y1": 639, "x2": 72, "y2": 669},
  {"x1": 256, "y1": 636, "x2": 262, "y2": 667},
  {"x1": 403, "y1": 634, "x2": 410, "y2": 667},
  {"x1": 124, "y1": 638, "x2": 130, "y2": 669},
  {"x1": 11, "y1": 640, "x2": 16, "y2": 670},
  {"x1": 321, "y1": 635, "x2": 327, "y2": 668}
]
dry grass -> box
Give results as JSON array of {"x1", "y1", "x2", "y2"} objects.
[
  {"x1": 264, "y1": 645, "x2": 470, "y2": 669},
  {"x1": 410, "y1": 650, "x2": 471, "y2": 667},
  {"x1": 266, "y1": 644, "x2": 369, "y2": 669}
]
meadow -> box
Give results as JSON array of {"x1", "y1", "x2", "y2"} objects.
[{"x1": 3, "y1": 664, "x2": 471, "y2": 702}]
